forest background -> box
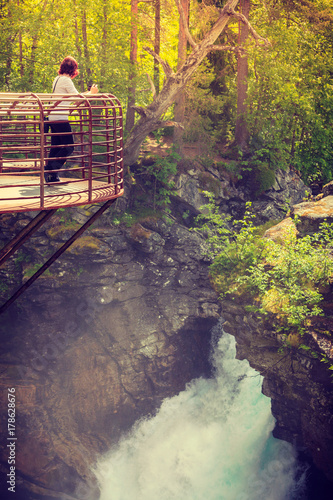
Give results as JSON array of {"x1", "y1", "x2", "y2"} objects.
[{"x1": 0, "y1": 0, "x2": 333, "y2": 191}]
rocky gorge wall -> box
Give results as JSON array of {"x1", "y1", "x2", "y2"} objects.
[
  {"x1": 0, "y1": 164, "x2": 332, "y2": 498},
  {"x1": 0, "y1": 198, "x2": 220, "y2": 499},
  {"x1": 222, "y1": 298, "x2": 333, "y2": 485}
]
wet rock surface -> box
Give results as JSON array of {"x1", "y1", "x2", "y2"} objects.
[
  {"x1": 173, "y1": 165, "x2": 308, "y2": 223},
  {"x1": 0, "y1": 166, "x2": 332, "y2": 498},
  {"x1": 221, "y1": 299, "x2": 333, "y2": 484},
  {"x1": 0, "y1": 208, "x2": 220, "y2": 498}
]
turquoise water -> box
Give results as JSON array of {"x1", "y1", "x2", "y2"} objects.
[{"x1": 95, "y1": 330, "x2": 306, "y2": 500}]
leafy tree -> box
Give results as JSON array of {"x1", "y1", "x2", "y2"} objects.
[
  {"x1": 124, "y1": 0, "x2": 268, "y2": 166},
  {"x1": 242, "y1": 0, "x2": 333, "y2": 185},
  {"x1": 234, "y1": 0, "x2": 250, "y2": 151},
  {"x1": 1, "y1": 0, "x2": 332, "y2": 184},
  {"x1": 194, "y1": 194, "x2": 333, "y2": 342}
]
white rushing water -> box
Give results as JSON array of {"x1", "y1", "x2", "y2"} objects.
[{"x1": 95, "y1": 328, "x2": 306, "y2": 500}]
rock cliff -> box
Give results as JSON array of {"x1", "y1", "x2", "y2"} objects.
[
  {"x1": 222, "y1": 299, "x2": 333, "y2": 486},
  {"x1": 0, "y1": 202, "x2": 220, "y2": 498},
  {"x1": 0, "y1": 165, "x2": 331, "y2": 498},
  {"x1": 222, "y1": 183, "x2": 333, "y2": 487}
]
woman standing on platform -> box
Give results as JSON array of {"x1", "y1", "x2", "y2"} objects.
[{"x1": 45, "y1": 56, "x2": 98, "y2": 183}]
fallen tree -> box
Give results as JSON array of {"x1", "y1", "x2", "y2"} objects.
[{"x1": 123, "y1": 0, "x2": 268, "y2": 167}]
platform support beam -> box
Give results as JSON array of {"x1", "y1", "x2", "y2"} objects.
[
  {"x1": 0, "y1": 199, "x2": 116, "y2": 315},
  {"x1": 0, "y1": 209, "x2": 57, "y2": 268}
]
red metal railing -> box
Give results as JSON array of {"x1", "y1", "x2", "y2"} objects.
[{"x1": 0, "y1": 93, "x2": 124, "y2": 213}]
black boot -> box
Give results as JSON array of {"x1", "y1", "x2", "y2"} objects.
[{"x1": 45, "y1": 173, "x2": 60, "y2": 183}]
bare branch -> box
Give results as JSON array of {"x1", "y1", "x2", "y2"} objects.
[
  {"x1": 174, "y1": 0, "x2": 197, "y2": 49},
  {"x1": 132, "y1": 106, "x2": 147, "y2": 117},
  {"x1": 143, "y1": 46, "x2": 174, "y2": 77},
  {"x1": 208, "y1": 44, "x2": 246, "y2": 55},
  {"x1": 146, "y1": 73, "x2": 156, "y2": 99},
  {"x1": 124, "y1": 0, "x2": 249, "y2": 167},
  {"x1": 228, "y1": 8, "x2": 271, "y2": 46}
]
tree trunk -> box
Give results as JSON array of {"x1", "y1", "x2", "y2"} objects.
[
  {"x1": 124, "y1": 0, "x2": 240, "y2": 167},
  {"x1": 173, "y1": 0, "x2": 189, "y2": 149},
  {"x1": 234, "y1": 0, "x2": 250, "y2": 151},
  {"x1": 125, "y1": 0, "x2": 138, "y2": 133},
  {"x1": 82, "y1": 10, "x2": 92, "y2": 85},
  {"x1": 154, "y1": 0, "x2": 161, "y2": 94},
  {"x1": 27, "y1": 0, "x2": 49, "y2": 88},
  {"x1": 28, "y1": 35, "x2": 39, "y2": 88},
  {"x1": 4, "y1": 2, "x2": 15, "y2": 89},
  {"x1": 18, "y1": 0, "x2": 23, "y2": 78},
  {"x1": 102, "y1": 0, "x2": 108, "y2": 66},
  {"x1": 73, "y1": 1, "x2": 84, "y2": 92}
]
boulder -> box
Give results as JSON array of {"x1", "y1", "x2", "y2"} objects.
[
  {"x1": 291, "y1": 195, "x2": 333, "y2": 233},
  {"x1": 264, "y1": 217, "x2": 298, "y2": 243},
  {"x1": 323, "y1": 181, "x2": 333, "y2": 198}
]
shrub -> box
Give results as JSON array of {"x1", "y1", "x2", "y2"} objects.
[{"x1": 194, "y1": 194, "x2": 333, "y2": 337}]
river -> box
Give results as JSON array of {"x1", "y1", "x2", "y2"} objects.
[{"x1": 95, "y1": 326, "x2": 307, "y2": 500}]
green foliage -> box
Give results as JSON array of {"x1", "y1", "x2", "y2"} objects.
[
  {"x1": 138, "y1": 144, "x2": 180, "y2": 212},
  {"x1": 194, "y1": 194, "x2": 333, "y2": 337},
  {"x1": 243, "y1": 1, "x2": 333, "y2": 184},
  {"x1": 182, "y1": 60, "x2": 230, "y2": 154},
  {"x1": 0, "y1": 281, "x2": 9, "y2": 294},
  {"x1": 1, "y1": 0, "x2": 333, "y2": 187},
  {"x1": 23, "y1": 263, "x2": 54, "y2": 279},
  {"x1": 111, "y1": 208, "x2": 159, "y2": 228},
  {"x1": 198, "y1": 172, "x2": 221, "y2": 197},
  {"x1": 13, "y1": 250, "x2": 31, "y2": 268},
  {"x1": 239, "y1": 146, "x2": 279, "y2": 195},
  {"x1": 193, "y1": 191, "x2": 233, "y2": 257},
  {"x1": 56, "y1": 208, "x2": 78, "y2": 228}
]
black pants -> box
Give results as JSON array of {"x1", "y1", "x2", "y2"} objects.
[{"x1": 45, "y1": 121, "x2": 74, "y2": 173}]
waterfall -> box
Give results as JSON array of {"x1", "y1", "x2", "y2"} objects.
[{"x1": 95, "y1": 328, "x2": 306, "y2": 500}]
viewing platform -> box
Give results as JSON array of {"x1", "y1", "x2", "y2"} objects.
[
  {"x1": 0, "y1": 92, "x2": 124, "y2": 213},
  {"x1": 0, "y1": 93, "x2": 125, "y2": 313}
]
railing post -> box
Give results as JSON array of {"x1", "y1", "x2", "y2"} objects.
[
  {"x1": 105, "y1": 105, "x2": 111, "y2": 184},
  {"x1": 0, "y1": 119, "x2": 3, "y2": 173},
  {"x1": 32, "y1": 93, "x2": 46, "y2": 209},
  {"x1": 79, "y1": 108, "x2": 85, "y2": 179},
  {"x1": 87, "y1": 98, "x2": 93, "y2": 203}
]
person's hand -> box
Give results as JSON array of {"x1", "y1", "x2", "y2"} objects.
[{"x1": 90, "y1": 84, "x2": 98, "y2": 94}]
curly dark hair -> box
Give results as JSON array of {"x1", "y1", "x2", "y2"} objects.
[{"x1": 58, "y1": 56, "x2": 79, "y2": 78}]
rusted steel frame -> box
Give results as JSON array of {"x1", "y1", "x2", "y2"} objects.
[
  {"x1": 78, "y1": 108, "x2": 86, "y2": 179},
  {"x1": 0, "y1": 199, "x2": 116, "y2": 315},
  {"x1": 31, "y1": 94, "x2": 46, "y2": 208},
  {"x1": 116, "y1": 111, "x2": 123, "y2": 194},
  {"x1": 0, "y1": 170, "x2": 39, "y2": 176},
  {"x1": 0, "y1": 145, "x2": 40, "y2": 152},
  {"x1": 0, "y1": 195, "x2": 41, "y2": 202},
  {"x1": 84, "y1": 96, "x2": 93, "y2": 203},
  {"x1": 112, "y1": 107, "x2": 119, "y2": 191},
  {"x1": 91, "y1": 165, "x2": 113, "y2": 173},
  {"x1": 0, "y1": 119, "x2": 38, "y2": 125},
  {"x1": 0, "y1": 92, "x2": 124, "y2": 212},
  {"x1": 0, "y1": 120, "x2": 3, "y2": 174},
  {"x1": 79, "y1": 110, "x2": 92, "y2": 180},
  {"x1": 89, "y1": 169, "x2": 115, "y2": 176},
  {"x1": 0, "y1": 132, "x2": 42, "y2": 138},
  {"x1": 91, "y1": 139, "x2": 113, "y2": 148},
  {"x1": 0, "y1": 209, "x2": 57, "y2": 268},
  {"x1": 90, "y1": 131, "x2": 110, "y2": 138}
]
